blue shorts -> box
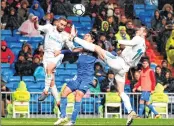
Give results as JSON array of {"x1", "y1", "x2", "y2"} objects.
[
  {"x1": 140, "y1": 91, "x2": 151, "y2": 102},
  {"x1": 66, "y1": 76, "x2": 92, "y2": 94}
]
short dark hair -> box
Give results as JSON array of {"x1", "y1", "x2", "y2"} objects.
[{"x1": 57, "y1": 17, "x2": 67, "y2": 22}]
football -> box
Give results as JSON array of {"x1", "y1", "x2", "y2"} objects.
[{"x1": 73, "y1": 4, "x2": 85, "y2": 16}]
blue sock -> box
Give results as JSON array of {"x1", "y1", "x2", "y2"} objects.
[
  {"x1": 71, "y1": 102, "x2": 81, "y2": 123},
  {"x1": 138, "y1": 104, "x2": 145, "y2": 117},
  {"x1": 147, "y1": 104, "x2": 158, "y2": 115},
  {"x1": 60, "y1": 97, "x2": 67, "y2": 118}
]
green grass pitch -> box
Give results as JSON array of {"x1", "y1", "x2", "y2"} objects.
[{"x1": 2, "y1": 118, "x2": 174, "y2": 126}]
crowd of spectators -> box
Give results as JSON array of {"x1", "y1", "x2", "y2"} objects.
[{"x1": 1, "y1": 0, "x2": 174, "y2": 96}]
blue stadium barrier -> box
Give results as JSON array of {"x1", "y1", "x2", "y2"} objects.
[
  {"x1": 9, "y1": 42, "x2": 22, "y2": 48},
  {"x1": 26, "y1": 82, "x2": 41, "y2": 89},
  {"x1": 1, "y1": 30, "x2": 12, "y2": 37},
  {"x1": 22, "y1": 76, "x2": 35, "y2": 82},
  {"x1": 35, "y1": 76, "x2": 45, "y2": 82},
  {"x1": 37, "y1": 82, "x2": 45, "y2": 90},
  {"x1": 28, "y1": 88, "x2": 42, "y2": 92},
  {"x1": 81, "y1": 98, "x2": 95, "y2": 114},
  {"x1": 30, "y1": 95, "x2": 39, "y2": 113},
  {"x1": 124, "y1": 85, "x2": 131, "y2": 93},
  {"x1": 40, "y1": 95, "x2": 54, "y2": 113}
]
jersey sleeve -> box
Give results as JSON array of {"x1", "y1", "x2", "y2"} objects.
[
  {"x1": 38, "y1": 24, "x2": 52, "y2": 33},
  {"x1": 65, "y1": 39, "x2": 75, "y2": 51},
  {"x1": 118, "y1": 36, "x2": 140, "y2": 46}
]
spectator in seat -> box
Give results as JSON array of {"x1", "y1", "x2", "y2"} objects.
[
  {"x1": 5, "y1": 7, "x2": 23, "y2": 30},
  {"x1": 160, "y1": 4, "x2": 173, "y2": 18},
  {"x1": 100, "y1": 21, "x2": 109, "y2": 35},
  {"x1": 41, "y1": 0, "x2": 52, "y2": 13},
  {"x1": 126, "y1": 20, "x2": 135, "y2": 39},
  {"x1": 1, "y1": 10, "x2": 8, "y2": 30},
  {"x1": 18, "y1": 14, "x2": 41, "y2": 37},
  {"x1": 85, "y1": 0, "x2": 99, "y2": 18},
  {"x1": 99, "y1": 0, "x2": 109, "y2": 14},
  {"x1": 162, "y1": 70, "x2": 174, "y2": 92},
  {"x1": 151, "y1": 10, "x2": 162, "y2": 31},
  {"x1": 107, "y1": 16, "x2": 118, "y2": 33},
  {"x1": 39, "y1": 12, "x2": 54, "y2": 25},
  {"x1": 113, "y1": 7, "x2": 121, "y2": 24},
  {"x1": 94, "y1": 62, "x2": 106, "y2": 82},
  {"x1": 130, "y1": 70, "x2": 141, "y2": 92},
  {"x1": 99, "y1": 33, "x2": 113, "y2": 52},
  {"x1": 94, "y1": 9, "x2": 107, "y2": 30},
  {"x1": 100, "y1": 69, "x2": 117, "y2": 92},
  {"x1": 9, "y1": 0, "x2": 21, "y2": 11},
  {"x1": 1, "y1": 78, "x2": 11, "y2": 117},
  {"x1": 166, "y1": 12, "x2": 173, "y2": 25},
  {"x1": 32, "y1": 54, "x2": 43, "y2": 75},
  {"x1": 119, "y1": 15, "x2": 127, "y2": 27},
  {"x1": 155, "y1": 65, "x2": 164, "y2": 84},
  {"x1": 18, "y1": 0, "x2": 29, "y2": 21},
  {"x1": 1, "y1": 40, "x2": 15, "y2": 64},
  {"x1": 29, "y1": 0, "x2": 45, "y2": 21},
  {"x1": 161, "y1": 60, "x2": 171, "y2": 77},
  {"x1": 18, "y1": 43, "x2": 33, "y2": 61},
  {"x1": 1, "y1": 0, "x2": 10, "y2": 15},
  {"x1": 33, "y1": 43, "x2": 44, "y2": 63},
  {"x1": 166, "y1": 30, "x2": 174, "y2": 65},
  {"x1": 64, "y1": 20, "x2": 72, "y2": 34},
  {"x1": 14, "y1": 52, "x2": 33, "y2": 76},
  {"x1": 52, "y1": 0, "x2": 73, "y2": 16},
  {"x1": 89, "y1": 77, "x2": 101, "y2": 97},
  {"x1": 115, "y1": 26, "x2": 130, "y2": 49}
]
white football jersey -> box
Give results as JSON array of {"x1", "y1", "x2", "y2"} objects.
[
  {"x1": 38, "y1": 24, "x2": 74, "y2": 57},
  {"x1": 118, "y1": 36, "x2": 146, "y2": 67}
]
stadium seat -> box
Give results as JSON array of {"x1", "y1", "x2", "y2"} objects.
[
  {"x1": 124, "y1": 85, "x2": 131, "y2": 93},
  {"x1": 57, "y1": 64, "x2": 65, "y2": 70},
  {"x1": 1, "y1": 69, "x2": 14, "y2": 79},
  {"x1": 18, "y1": 36, "x2": 31, "y2": 43},
  {"x1": 6, "y1": 82, "x2": 15, "y2": 90},
  {"x1": 65, "y1": 64, "x2": 77, "y2": 70},
  {"x1": 145, "y1": 5, "x2": 157, "y2": 10},
  {"x1": 26, "y1": 82, "x2": 41, "y2": 89},
  {"x1": 105, "y1": 93, "x2": 122, "y2": 118},
  {"x1": 4, "y1": 36, "x2": 18, "y2": 43},
  {"x1": 54, "y1": 15, "x2": 66, "y2": 19},
  {"x1": 67, "y1": 16, "x2": 79, "y2": 23},
  {"x1": 80, "y1": 16, "x2": 91, "y2": 22},
  {"x1": 1, "y1": 63, "x2": 10, "y2": 68},
  {"x1": 55, "y1": 76, "x2": 64, "y2": 82},
  {"x1": 13, "y1": 29, "x2": 21, "y2": 37},
  {"x1": 9, "y1": 42, "x2": 22, "y2": 48},
  {"x1": 1, "y1": 36, "x2": 6, "y2": 40},
  {"x1": 28, "y1": 88, "x2": 42, "y2": 92},
  {"x1": 37, "y1": 82, "x2": 45, "y2": 90},
  {"x1": 74, "y1": 23, "x2": 84, "y2": 29},
  {"x1": 134, "y1": 9, "x2": 145, "y2": 17},
  {"x1": 35, "y1": 76, "x2": 45, "y2": 82},
  {"x1": 11, "y1": 48, "x2": 21, "y2": 59},
  {"x1": 8, "y1": 76, "x2": 21, "y2": 82},
  {"x1": 134, "y1": 4, "x2": 145, "y2": 10},
  {"x1": 1, "y1": 30, "x2": 12, "y2": 37},
  {"x1": 22, "y1": 76, "x2": 35, "y2": 82},
  {"x1": 30, "y1": 37, "x2": 43, "y2": 43}
]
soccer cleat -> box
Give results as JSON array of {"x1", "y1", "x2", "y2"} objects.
[
  {"x1": 126, "y1": 111, "x2": 137, "y2": 126},
  {"x1": 38, "y1": 92, "x2": 48, "y2": 101},
  {"x1": 54, "y1": 117, "x2": 68, "y2": 125},
  {"x1": 154, "y1": 114, "x2": 161, "y2": 119},
  {"x1": 64, "y1": 121, "x2": 75, "y2": 126}
]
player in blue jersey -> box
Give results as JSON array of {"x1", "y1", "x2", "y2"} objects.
[{"x1": 54, "y1": 32, "x2": 98, "y2": 126}]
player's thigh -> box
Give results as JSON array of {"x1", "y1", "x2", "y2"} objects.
[
  {"x1": 105, "y1": 57, "x2": 123, "y2": 71},
  {"x1": 61, "y1": 86, "x2": 73, "y2": 97}
]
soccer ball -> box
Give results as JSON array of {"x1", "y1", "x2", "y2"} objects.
[{"x1": 73, "y1": 4, "x2": 85, "y2": 16}]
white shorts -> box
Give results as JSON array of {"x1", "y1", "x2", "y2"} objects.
[
  {"x1": 43, "y1": 53, "x2": 64, "y2": 73},
  {"x1": 104, "y1": 52, "x2": 130, "y2": 83}
]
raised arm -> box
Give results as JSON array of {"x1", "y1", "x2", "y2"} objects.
[{"x1": 118, "y1": 36, "x2": 141, "y2": 46}]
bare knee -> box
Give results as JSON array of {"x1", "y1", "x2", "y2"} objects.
[{"x1": 75, "y1": 90, "x2": 84, "y2": 102}]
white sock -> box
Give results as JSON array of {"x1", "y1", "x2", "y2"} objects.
[
  {"x1": 44, "y1": 74, "x2": 52, "y2": 92},
  {"x1": 51, "y1": 85, "x2": 60, "y2": 103},
  {"x1": 120, "y1": 92, "x2": 133, "y2": 113},
  {"x1": 74, "y1": 37, "x2": 95, "y2": 52}
]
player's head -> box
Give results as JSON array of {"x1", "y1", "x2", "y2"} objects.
[
  {"x1": 135, "y1": 26, "x2": 147, "y2": 37},
  {"x1": 83, "y1": 31, "x2": 97, "y2": 43},
  {"x1": 142, "y1": 57, "x2": 150, "y2": 68},
  {"x1": 56, "y1": 17, "x2": 67, "y2": 32}
]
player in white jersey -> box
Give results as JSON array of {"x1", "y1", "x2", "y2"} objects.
[
  {"x1": 34, "y1": 17, "x2": 77, "y2": 106},
  {"x1": 70, "y1": 27, "x2": 147, "y2": 126}
]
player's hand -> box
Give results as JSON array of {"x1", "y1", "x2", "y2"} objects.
[
  {"x1": 32, "y1": 16, "x2": 38, "y2": 23},
  {"x1": 54, "y1": 50, "x2": 61, "y2": 57}
]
